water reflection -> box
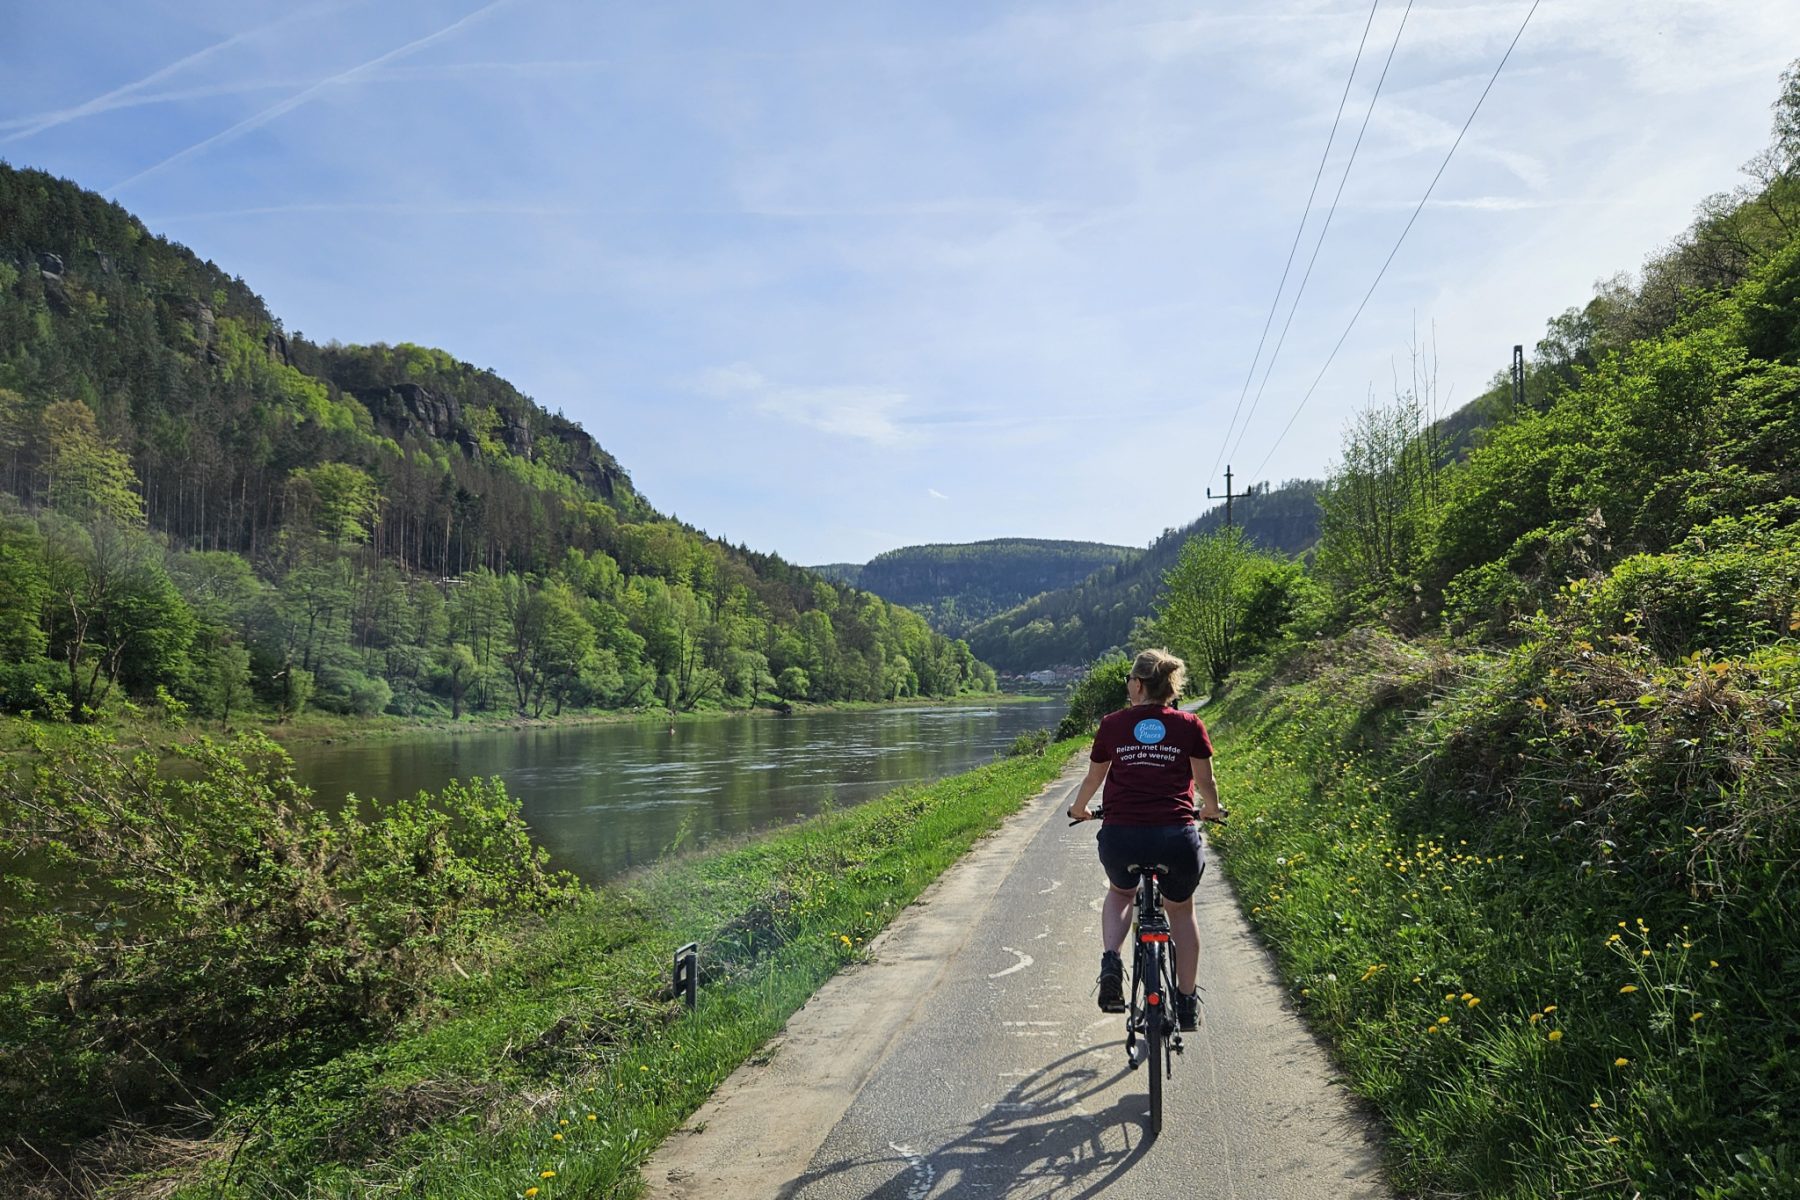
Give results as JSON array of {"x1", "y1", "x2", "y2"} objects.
[{"x1": 286, "y1": 701, "x2": 1067, "y2": 884}]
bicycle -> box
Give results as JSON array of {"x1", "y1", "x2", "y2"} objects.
[{"x1": 1070, "y1": 806, "x2": 1224, "y2": 1137}]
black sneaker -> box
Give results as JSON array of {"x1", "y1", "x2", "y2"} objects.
[
  {"x1": 1175, "y1": 988, "x2": 1201, "y2": 1031},
  {"x1": 1097, "y1": 951, "x2": 1126, "y2": 1013}
]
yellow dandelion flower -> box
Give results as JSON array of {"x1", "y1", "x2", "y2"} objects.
[
  {"x1": 1620, "y1": 985, "x2": 1638, "y2": 994},
  {"x1": 527, "y1": 1190, "x2": 540, "y2": 1198},
  {"x1": 1425, "y1": 1026, "x2": 1438, "y2": 1035},
  {"x1": 1529, "y1": 1013, "x2": 1542, "y2": 1024},
  {"x1": 1548, "y1": 1030, "x2": 1564, "y2": 1042},
  {"x1": 1437, "y1": 1016, "x2": 1451, "y2": 1024},
  {"x1": 587, "y1": 1114, "x2": 597, "y2": 1121},
  {"x1": 1690, "y1": 1012, "x2": 1705, "y2": 1022},
  {"x1": 1640, "y1": 949, "x2": 1652, "y2": 958},
  {"x1": 640, "y1": 1065, "x2": 649, "y2": 1072},
  {"x1": 1606, "y1": 1136, "x2": 1620, "y2": 1144},
  {"x1": 1412, "y1": 975, "x2": 1422, "y2": 983},
  {"x1": 1466, "y1": 997, "x2": 1480, "y2": 1008},
  {"x1": 1543, "y1": 1005, "x2": 1557, "y2": 1013},
  {"x1": 553, "y1": 1133, "x2": 563, "y2": 1142},
  {"x1": 1709, "y1": 960, "x2": 1720, "y2": 969},
  {"x1": 1444, "y1": 992, "x2": 1457, "y2": 1001},
  {"x1": 1614, "y1": 1057, "x2": 1630, "y2": 1067},
  {"x1": 542, "y1": 1170, "x2": 557, "y2": 1179},
  {"x1": 559, "y1": 1119, "x2": 569, "y2": 1126},
  {"x1": 1301, "y1": 988, "x2": 1312, "y2": 996},
  {"x1": 840, "y1": 935, "x2": 852, "y2": 947},
  {"x1": 1617, "y1": 921, "x2": 1627, "y2": 928}
]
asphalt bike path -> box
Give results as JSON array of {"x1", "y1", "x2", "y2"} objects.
[{"x1": 646, "y1": 755, "x2": 1389, "y2": 1199}]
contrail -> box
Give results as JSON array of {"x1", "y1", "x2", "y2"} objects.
[
  {"x1": 2, "y1": 1, "x2": 353, "y2": 144},
  {"x1": 107, "y1": 0, "x2": 516, "y2": 196}
]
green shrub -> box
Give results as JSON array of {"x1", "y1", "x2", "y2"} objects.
[
  {"x1": 0, "y1": 730, "x2": 578, "y2": 1146},
  {"x1": 1053, "y1": 653, "x2": 1129, "y2": 739},
  {"x1": 1006, "y1": 727, "x2": 1053, "y2": 757}
]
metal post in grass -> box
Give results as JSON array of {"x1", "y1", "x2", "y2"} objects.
[{"x1": 674, "y1": 942, "x2": 698, "y2": 1009}]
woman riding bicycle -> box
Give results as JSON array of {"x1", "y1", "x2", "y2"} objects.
[{"x1": 1066, "y1": 648, "x2": 1222, "y2": 1032}]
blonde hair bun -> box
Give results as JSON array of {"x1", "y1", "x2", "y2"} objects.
[{"x1": 1129, "y1": 648, "x2": 1187, "y2": 704}]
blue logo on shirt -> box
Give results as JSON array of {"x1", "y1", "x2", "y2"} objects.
[{"x1": 1133, "y1": 718, "x2": 1166, "y2": 745}]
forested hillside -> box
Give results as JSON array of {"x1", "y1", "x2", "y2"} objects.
[
  {"x1": 1081, "y1": 63, "x2": 1800, "y2": 1197},
  {"x1": 811, "y1": 538, "x2": 1140, "y2": 636},
  {"x1": 967, "y1": 479, "x2": 1321, "y2": 672},
  {"x1": 0, "y1": 164, "x2": 993, "y2": 723}
]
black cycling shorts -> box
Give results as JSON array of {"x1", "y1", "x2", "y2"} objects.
[{"x1": 1096, "y1": 823, "x2": 1205, "y2": 902}]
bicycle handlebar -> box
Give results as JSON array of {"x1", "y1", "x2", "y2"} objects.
[{"x1": 1068, "y1": 805, "x2": 1229, "y2": 827}]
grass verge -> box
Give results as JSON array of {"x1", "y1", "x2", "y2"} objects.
[
  {"x1": 1204, "y1": 632, "x2": 1798, "y2": 1198},
  {"x1": 113, "y1": 740, "x2": 1083, "y2": 1200}
]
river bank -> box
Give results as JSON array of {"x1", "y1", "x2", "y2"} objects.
[
  {"x1": 7, "y1": 739, "x2": 1082, "y2": 1198},
  {"x1": 0, "y1": 689, "x2": 1057, "y2": 760}
]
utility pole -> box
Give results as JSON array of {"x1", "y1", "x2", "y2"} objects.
[
  {"x1": 1512, "y1": 344, "x2": 1525, "y2": 412},
  {"x1": 1208, "y1": 465, "x2": 1242, "y2": 529}
]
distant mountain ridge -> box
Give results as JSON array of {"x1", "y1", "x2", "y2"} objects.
[
  {"x1": 810, "y1": 538, "x2": 1141, "y2": 636},
  {"x1": 966, "y1": 480, "x2": 1325, "y2": 673}
]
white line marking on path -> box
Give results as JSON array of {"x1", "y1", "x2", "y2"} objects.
[
  {"x1": 889, "y1": 1141, "x2": 937, "y2": 1200},
  {"x1": 988, "y1": 947, "x2": 1034, "y2": 978},
  {"x1": 1037, "y1": 879, "x2": 1062, "y2": 895}
]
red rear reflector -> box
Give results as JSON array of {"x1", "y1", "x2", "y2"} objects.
[
  {"x1": 1147, "y1": 993, "x2": 1161, "y2": 1006},
  {"x1": 1141, "y1": 933, "x2": 1169, "y2": 942}
]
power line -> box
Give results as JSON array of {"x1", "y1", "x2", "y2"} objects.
[
  {"x1": 1250, "y1": 0, "x2": 1543, "y2": 483},
  {"x1": 1223, "y1": 0, "x2": 1414, "y2": 472},
  {"x1": 1206, "y1": 0, "x2": 1383, "y2": 490}
]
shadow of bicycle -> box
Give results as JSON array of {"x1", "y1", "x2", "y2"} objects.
[{"x1": 779, "y1": 1045, "x2": 1160, "y2": 1200}]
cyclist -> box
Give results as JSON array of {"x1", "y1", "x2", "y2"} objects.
[{"x1": 1066, "y1": 648, "x2": 1221, "y2": 1032}]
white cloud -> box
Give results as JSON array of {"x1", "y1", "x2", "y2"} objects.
[
  {"x1": 928, "y1": 488, "x2": 949, "y2": 501},
  {"x1": 698, "y1": 365, "x2": 920, "y2": 446}
]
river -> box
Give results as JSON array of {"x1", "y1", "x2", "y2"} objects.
[{"x1": 285, "y1": 699, "x2": 1068, "y2": 884}]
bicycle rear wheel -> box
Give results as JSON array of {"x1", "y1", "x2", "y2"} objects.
[{"x1": 1144, "y1": 944, "x2": 1164, "y2": 1136}]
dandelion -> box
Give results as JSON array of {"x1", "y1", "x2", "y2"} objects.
[
  {"x1": 1460, "y1": 992, "x2": 1473, "y2": 1001},
  {"x1": 1690, "y1": 1012, "x2": 1705, "y2": 1022},
  {"x1": 640, "y1": 1065, "x2": 649, "y2": 1072},
  {"x1": 553, "y1": 1133, "x2": 563, "y2": 1142},
  {"x1": 1615, "y1": 1057, "x2": 1630, "y2": 1067},
  {"x1": 560, "y1": 1119, "x2": 569, "y2": 1127},
  {"x1": 587, "y1": 1114, "x2": 596, "y2": 1121},
  {"x1": 1412, "y1": 975, "x2": 1422, "y2": 983},
  {"x1": 1444, "y1": 992, "x2": 1457, "y2": 1001},
  {"x1": 1589, "y1": 1101, "x2": 1601, "y2": 1109},
  {"x1": 840, "y1": 935, "x2": 852, "y2": 947},
  {"x1": 1543, "y1": 1005, "x2": 1557, "y2": 1013},
  {"x1": 1709, "y1": 960, "x2": 1720, "y2": 969},
  {"x1": 1301, "y1": 988, "x2": 1312, "y2": 996},
  {"x1": 1529, "y1": 1013, "x2": 1543, "y2": 1024},
  {"x1": 1640, "y1": 949, "x2": 1652, "y2": 958},
  {"x1": 1548, "y1": 1030, "x2": 1564, "y2": 1042},
  {"x1": 1620, "y1": 985, "x2": 1638, "y2": 994},
  {"x1": 527, "y1": 1190, "x2": 540, "y2": 1197},
  {"x1": 1466, "y1": 996, "x2": 1481, "y2": 1008},
  {"x1": 1437, "y1": 1016, "x2": 1451, "y2": 1024},
  {"x1": 542, "y1": 1170, "x2": 557, "y2": 1179},
  {"x1": 1606, "y1": 1136, "x2": 1621, "y2": 1144}
]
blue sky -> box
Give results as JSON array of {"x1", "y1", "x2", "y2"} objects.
[{"x1": 4, "y1": 2, "x2": 1797, "y2": 564}]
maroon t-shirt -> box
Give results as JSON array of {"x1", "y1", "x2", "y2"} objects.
[{"x1": 1090, "y1": 704, "x2": 1214, "y2": 826}]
